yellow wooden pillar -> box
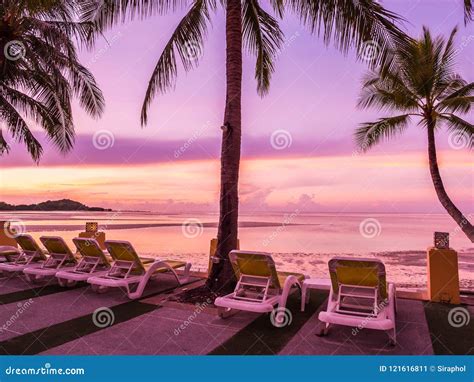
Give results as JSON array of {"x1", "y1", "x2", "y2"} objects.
[
  {"x1": 78, "y1": 222, "x2": 106, "y2": 250},
  {"x1": 427, "y1": 247, "x2": 460, "y2": 304},
  {"x1": 0, "y1": 221, "x2": 18, "y2": 247}
]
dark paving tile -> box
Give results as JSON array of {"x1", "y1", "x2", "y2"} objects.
[
  {"x1": 281, "y1": 298, "x2": 433, "y2": 355},
  {"x1": 42, "y1": 307, "x2": 255, "y2": 355}
]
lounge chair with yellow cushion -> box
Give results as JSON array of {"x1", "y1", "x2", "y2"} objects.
[
  {"x1": 23, "y1": 236, "x2": 78, "y2": 282},
  {"x1": 0, "y1": 246, "x2": 20, "y2": 263},
  {"x1": 318, "y1": 257, "x2": 397, "y2": 344},
  {"x1": 0, "y1": 234, "x2": 47, "y2": 275},
  {"x1": 214, "y1": 250, "x2": 306, "y2": 320},
  {"x1": 87, "y1": 240, "x2": 192, "y2": 299},
  {"x1": 55, "y1": 238, "x2": 112, "y2": 287}
]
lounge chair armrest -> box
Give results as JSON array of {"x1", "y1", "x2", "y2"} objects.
[{"x1": 277, "y1": 274, "x2": 302, "y2": 311}]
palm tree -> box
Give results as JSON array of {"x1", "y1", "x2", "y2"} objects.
[
  {"x1": 87, "y1": 0, "x2": 405, "y2": 291},
  {"x1": 0, "y1": 0, "x2": 104, "y2": 161},
  {"x1": 356, "y1": 26, "x2": 474, "y2": 242}
]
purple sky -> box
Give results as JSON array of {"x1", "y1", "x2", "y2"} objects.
[{"x1": 1, "y1": 0, "x2": 473, "y2": 213}]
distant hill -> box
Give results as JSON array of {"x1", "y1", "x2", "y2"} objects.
[{"x1": 0, "y1": 199, "x2": 112, "y2": 212}]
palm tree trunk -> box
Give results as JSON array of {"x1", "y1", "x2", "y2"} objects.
[
  {"x1": 427, "y1": 119, "x2": 474, "y2": 242},
  {"x1": 206, "y1": 0, "x2": 242, "y2": 291}
]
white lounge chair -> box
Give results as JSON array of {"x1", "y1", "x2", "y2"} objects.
[
  {"x1": 23, "y1": 236, "x2": 77, "y2": 282},
  {"x1": 318, "y1": 257, "x2": 397, "y2": 345},
  {"x1": 0, "y1": 245, "x2": 20, "y2": 263},
  {"x1": 55, "y1": 238, "x2": 112, "y2": 287},
  {"x1": 87, "y1": 240, "x2": 192, "y2": 299},
  {"x1": 214, "y1": 250, "x2": 306, "y2": 320},
  {"x1": 0, "y1": 234, "x2": 47, "y2": 276}
]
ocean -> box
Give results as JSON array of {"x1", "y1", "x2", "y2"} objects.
[{"x1": 2, "y1": 211, "x2": 473, "y2": 290}]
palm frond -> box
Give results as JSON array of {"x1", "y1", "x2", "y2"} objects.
[
  {"x1": 465, "y1": 0, "x2": 473, "y2": 24},
  {"x1": 358, "y1": 72, "x2": 420, "y2": 112},
  {"x1": 355, "y1": 114, "x2": 411, "y2": 151},
  {"x1": 140, "y1": 0, "x2": 212, "y2": 125},
  {"x1": 0, "y1": 96, "x2": 43, "y2": 161},
  {"x1": 68, "y1": 63, "x2": 105, "y2": 118},
  {"x1": 440, "y1": 113, "x2": 474, "y2": 149},
  {"x1": 438, "y1": 96, "x2": 474, "y2": 113},
  {"x1": 287, "y1": 0, "x2": 406, "y2": 68},
  {"x1": 242, "y1": 0, "x2": 284, "y2": 95},
  {"x1": 83, "y1": 0, "x2": 190, "y2": 36},
  {"x1": 436, "y1": 81, "x2": 474, "y2": 113},
  {"x1": 0, "y1": 0, "x2": 105, "y2": 161}
]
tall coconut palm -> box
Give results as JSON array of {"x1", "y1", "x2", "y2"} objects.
[
  {"x1": 0, "y1": 0, "x2": 104, "y2": 161},
  {"x1": 356, "y1": 26, "x2": 474, "y2": 242},
  {"x1": 86, "y1": 0, "x2": 405, "y2": 291}
]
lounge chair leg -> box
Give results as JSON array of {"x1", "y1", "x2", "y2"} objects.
[
  {"x1": 316, "y1": 322, "x2": 330, "y2": 336},
  {"x1": 387, "y1": 328, "x2": 397, "y2": 346},
  {"x1": 218, "y1": 307, "x2": 238, "y2": 319}
]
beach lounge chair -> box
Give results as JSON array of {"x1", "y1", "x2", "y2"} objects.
[
  {"x1": 0, "y1": 234, "x2": 47, "y2": 275},
  {"x1": 23, "y1": 236, "x2": 77, "y2": 282},
  {"x1": 214, "y1": 250, "x2": 306, "y2": 319},
  {"x1": 55, "y1": 238, "x2": 112, "y2": 287},
  {"x1": 0, "y1": 245, "x2": 20, "y2": 263},
  {"x1": 317, "y1": 257, "x2": 397, "y2": 345},
  {"x1": 87, "y1": 240, "x2": 192, "y2": 299}
]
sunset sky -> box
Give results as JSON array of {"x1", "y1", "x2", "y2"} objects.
[{"x1": 1, "y1": 0, "x2": 472, "y2": 213}]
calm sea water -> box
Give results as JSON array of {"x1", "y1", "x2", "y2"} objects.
[{"x1": 2, "y1": 211, "x2": 473, "y2": 289}]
